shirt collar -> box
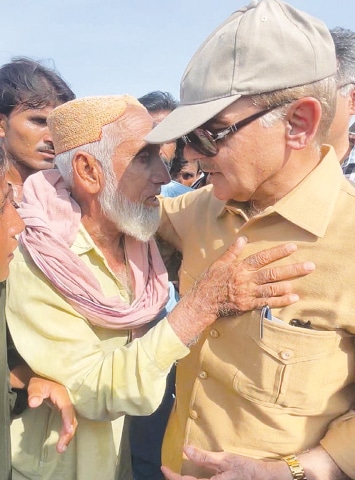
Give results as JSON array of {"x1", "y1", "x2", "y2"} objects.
[
  {"x1": 218, "y1": 145, "x2": 343, "y2": 238},
  {"x1": 71, "y1": 222, "x2": 98, "y2": 255},
  {"x1": 71, "y1": 222, "x2": 123, "y2": 281}
]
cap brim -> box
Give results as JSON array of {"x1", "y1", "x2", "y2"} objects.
[{"x1": 145, "y1": 94, "x2": 241, "y2": 144}]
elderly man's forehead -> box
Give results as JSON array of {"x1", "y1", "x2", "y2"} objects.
[
  {"x1": 129, "y1": 102, "x2": 154, "y2": 121},
  {"x1": 120, "y1": 104, "x2": 155, "y2": 135},
  {"x1": 113, "y1": 110, "x2": 158, "y2": 156}
]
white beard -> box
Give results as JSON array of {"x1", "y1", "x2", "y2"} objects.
[{"x1": 99, "y1": 180, "x2": 160, "y2": 242}]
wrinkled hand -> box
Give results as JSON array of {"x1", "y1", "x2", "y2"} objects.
[
  {"x1": 27, "y1": 377, "x2": 78, "y2": 453},
  {"x1": 169, "y1": 237, "x2": 315, "y2": 345},
  {"x1": 161, "y1": 446, "x2": 283, "y2": 480},
  {"x1": 194, "y1": 237, "x2": 315, "y2": 317}
]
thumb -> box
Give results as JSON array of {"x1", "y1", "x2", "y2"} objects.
[
  {"x1": 184, "y1": 445, "x2": 209, "y2": 464},
  {"x1": 28, "y1": 395, "x2": 44, "y2": 409}
]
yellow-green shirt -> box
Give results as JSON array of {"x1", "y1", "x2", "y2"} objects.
[
  {"x1": 6, "y1": 224, "x2": 189, "y2": 480},
  {"x1": 159, "y1": 146, "x2": 355, "y2": 479},
  {"x1": 0, "y1": 283, "x2": 11, "y2": 480}
]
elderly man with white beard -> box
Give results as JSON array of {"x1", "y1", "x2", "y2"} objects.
[{"x1": 4, "y1": 95, "x2": 314, "y2": 480}]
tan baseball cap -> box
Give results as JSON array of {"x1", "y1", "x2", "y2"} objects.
[
  {"x1": 47, "y1": 95, "x2": 143, "y2": 154},
  {"x1": 146, "y1": 0, "x2": 336, "y2": 144}
]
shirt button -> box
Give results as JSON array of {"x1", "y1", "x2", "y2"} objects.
[
  {"x1": 190, "y1": 410, "x2": 198, "y2": 420},
  {"x1": 279, "y1": 349, "x2": 293, "y2": 360},
  {"x1": 199, "y1": 371, "x2": 208, "y2": 380},
  {"x1": 209, "y1": 329, "x2": 219, "y2": 338}
]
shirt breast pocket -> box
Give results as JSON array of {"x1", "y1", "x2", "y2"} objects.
[{"x1": 233, "y1": 312, "x2": 340, "y2": 412}]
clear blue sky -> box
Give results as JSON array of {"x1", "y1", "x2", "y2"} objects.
[{"x1": 1, "y1": 1, "x2": 354, "y2": 100}]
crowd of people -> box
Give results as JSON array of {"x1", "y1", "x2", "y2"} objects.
[{"x1": 1, "y1": 1, "x2": 355, "y2": 480}]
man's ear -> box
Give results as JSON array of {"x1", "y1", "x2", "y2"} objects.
[
  {"x1": 0, "y1": 114, "x2": 8, "y2": 138},
  {"x1": 72, "y1": 151, "x2": 103, "y2": 194},
  {"x1": 349, "y1": 86, "x2": 355, "y2": 116},
  {"x1": 285, "y1": 97, "x2": 322, "y2": 150}
]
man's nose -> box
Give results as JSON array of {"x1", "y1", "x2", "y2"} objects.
[
  {"x1": 43, "y1": 127, "x2": 53, "y2": 144},
  {"x1": 153, "y1": 157, "x2": 171, "y2": 185}
]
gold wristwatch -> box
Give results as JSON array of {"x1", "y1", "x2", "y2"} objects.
[{"x1": 282, "y1": 455, "x2": 307, "y2": 480}]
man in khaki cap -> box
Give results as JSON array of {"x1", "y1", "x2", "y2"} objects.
[
  {"x1": 4, "y1": 94, "x2": 308, "y2": 479},
  {"x1": 146, "y1": 1, "x2": 355, "y2": 479}
]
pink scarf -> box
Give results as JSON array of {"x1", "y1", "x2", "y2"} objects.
[{"x1": 18, "y1": 169, "x2": 169, "y2": 330}]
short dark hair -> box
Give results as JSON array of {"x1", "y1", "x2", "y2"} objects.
[
  {"x1": 0, "y1": 57, "x2": 75, "y2": 115},
  {"x1": 169, "y1": 138, "x2": 188, "y2": 177},
  {"x1": 138, "y1": 90, "x2": 178, "y2": 113}
]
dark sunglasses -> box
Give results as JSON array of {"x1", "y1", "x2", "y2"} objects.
[{"x1": 182, "y1": 104, "x2": 286, "y2": 157}]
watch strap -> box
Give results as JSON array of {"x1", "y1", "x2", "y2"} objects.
[{"x1": 282, "y1": 454, "x2": 307, "y2": 480}]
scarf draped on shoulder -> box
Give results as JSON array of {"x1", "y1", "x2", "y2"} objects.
[{"x1": 18, "y1": 169, "x2": 169, "y2": 330}]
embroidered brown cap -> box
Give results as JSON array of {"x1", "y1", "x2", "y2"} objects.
[{"x1": 47, "y1": 95, "x2": 143, "y2": 154}]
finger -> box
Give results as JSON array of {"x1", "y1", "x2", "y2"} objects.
[
  {"x1": 184, "y1": 446, "x2": 230, "y2": 472},
  {"x1": 53, "y1": 400, "x2": 77, "y2": 453},
  {"x1": 256, "y1": 261, "x2": 315, "y2": 285},
  {"x1": 28, "y1": 394, "x2": 45, "y2": 409},
  {"x1": 256, "y1": 280, "x2": 294, "y2": 298},
  {"x1": 255, "y1": 292, "x2": 299, "y2": 309},
  {"x1": 59, "y1": 402, "x2": 77, "y2": 432},
  {"x1": 56, "y1": 431, "x2": 72, "y2": 453},
  {"x1": 27, "y1": 378, "x2": 50, "y2": 408},
  {"x1": 183, "y1": 448, "x2": 250, "y2": 480},
  {"x1": 161, "y1": 466, "x2": 194, "y2": 480},
  {"x1": 216, "y1": 237, "x2": 249, "y2": 266},
  {"x1": 224, "y1": 236, "x2": 248, "y2": 258},
  {"x1": 222, "y1": 290, "x2": 300, "y2": 315},
  {"x1": 56, "y1": 415, "x2": 76, "y2": 454},
  {"x1": 243, "y1": 243, "x2": 298, "y2": 271}
]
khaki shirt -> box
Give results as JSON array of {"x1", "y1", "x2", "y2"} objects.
[
  {"x1": 6, "y1": 224, "x2": 188, "y2": 480},
  {"x1": 159, "y1": 146, "x2": 355, "y2": 479}
]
